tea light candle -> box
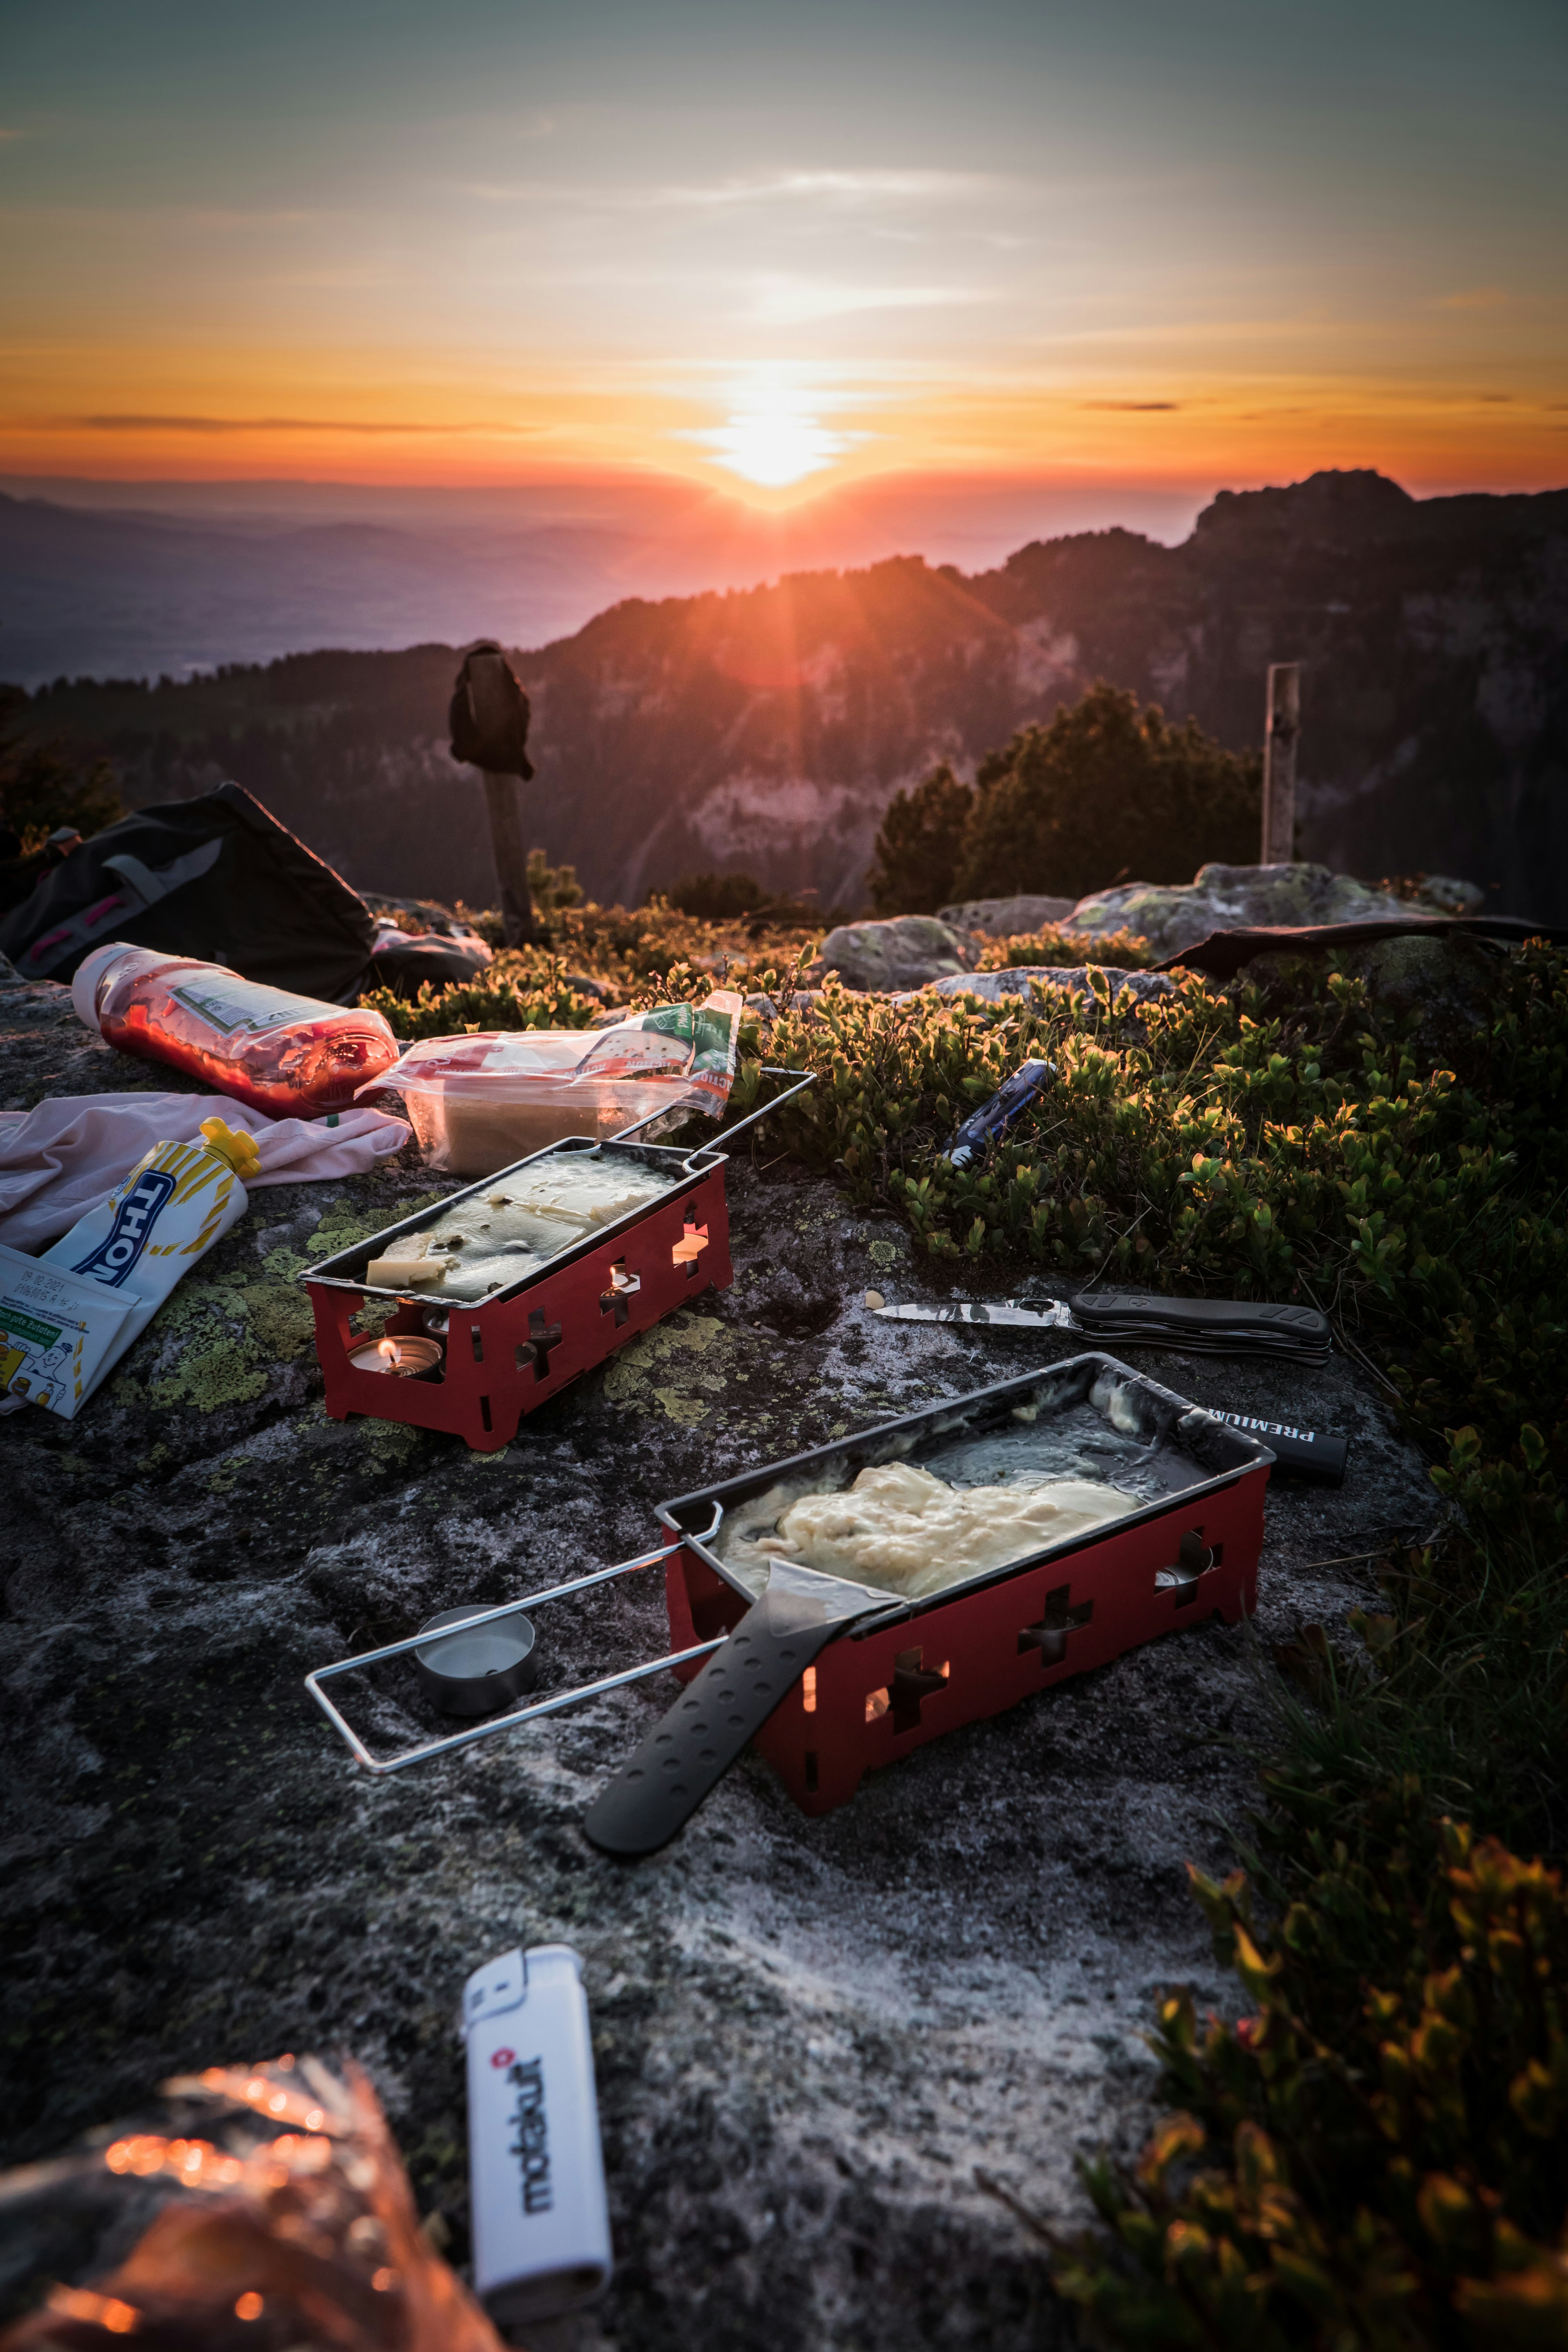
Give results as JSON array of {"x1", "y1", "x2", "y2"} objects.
[
  {"x1": 415, "y1": 1605, "x2": 538, "y2": 1717},
  {"x1": 348, "y1": 1334, "x2": 443, "y2": 1378}
]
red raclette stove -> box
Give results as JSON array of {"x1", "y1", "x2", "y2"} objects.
[
  {"x1": 305, "y1": 1354, "x2": 1274, "y2": 1856},
  {"x1": 301, "y1": 1078, "x2": 811, "y2": 1451},
  {"x1": 582, "y1": 1355, "x2": 1274, "y2": 1852}
]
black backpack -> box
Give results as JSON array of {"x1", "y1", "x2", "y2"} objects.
[
  {"x1": 448, "y1": 641, "x2": 535, "y2": 777},
  {"x1": 0, "y1": 780, "x2": 378, "y2": 1002}
]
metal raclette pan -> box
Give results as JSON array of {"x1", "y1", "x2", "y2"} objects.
[
  {"x1": 302, "y1": 1072, "x2": 815, "y2": 1306},
  {"x1": 303, "y1": 1135, "x2": 722, "y2": 1305}
]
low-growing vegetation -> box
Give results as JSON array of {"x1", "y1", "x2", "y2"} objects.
[
  {"x1": 360, "y1": 889, "x2": 826, "y2": 1039},
  {"x1": 975, "y1": 923, "x2": 1160, "y2": 972}
]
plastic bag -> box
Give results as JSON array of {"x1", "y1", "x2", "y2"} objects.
[{"x1": 0, "y1": 2054, "x2": 502, "y2": 2351}]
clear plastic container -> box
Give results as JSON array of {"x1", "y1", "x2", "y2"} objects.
[
  {"x1": 367, "y1": 1003, "x2": 741, "y2": 1177},
  {"x1": 73, "y1": 940, "x2": 401, "y2": 1118},
  {"x1": 388, "y1": 1067, "x2": 693, "y2": 1174}
]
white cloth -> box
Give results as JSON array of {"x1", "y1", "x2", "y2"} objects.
[{"x1": 0, "y1": 1093, "x2": 412, "y2": 1252}]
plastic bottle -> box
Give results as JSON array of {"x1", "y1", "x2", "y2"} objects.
[{"x1": 73, "y1": 941, "x2": 401, "y2": 1118}]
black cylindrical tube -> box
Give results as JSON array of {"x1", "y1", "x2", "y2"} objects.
[{"x1": 1210, "y1": 1409, "x2": 1348, "y2": 1486}]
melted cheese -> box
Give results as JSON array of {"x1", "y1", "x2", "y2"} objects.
[
  {"x1": 757, "y1": 1462, "x2": 1136, "y2": 1598},
  {"x1": 377, "y1": 1158, "x2": 670, "y2": 1301}
]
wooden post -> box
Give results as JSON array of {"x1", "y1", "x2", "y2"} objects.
[
  {"x1": 465, "y1": 650, "x2": 539, "y2": 946},
  {"x1": 480, "y1": 772, "x2": 538, "y2": 947},
  {"x1": 1260, "y1": 662, "x2": 1300, "y2": 865}
]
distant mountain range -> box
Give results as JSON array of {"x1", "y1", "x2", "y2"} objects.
[
  {"x1": 9, "y1": 468, "x2": 1567, "y2": 921},
  {"x1": 0, "y1": 471, "x2": 1202, "y2": 684}
]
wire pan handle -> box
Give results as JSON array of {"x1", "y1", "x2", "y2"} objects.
[
  {"x1": 610, "y1": 1065, "x2": 814, "y2": 1159},
  {"x1": 305, "y1": 1519, "x2": 722, "y2": 1776},
  {"x1": 677, "y1": 1066, "x2": 815, "y2": 1171}
]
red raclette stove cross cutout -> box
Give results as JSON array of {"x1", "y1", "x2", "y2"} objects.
[
  {"x1": 515, "y1": 1308, "x2": 563, "y2": 1380},
  {"x1": 599, "y1": 1259, "x2": 641, "y2": 1327},
  {"x1": 672, "y1": 1216, "x2": 709, "y2": 1278},
  {"x1": 1018, "y1": 1583, "x2": 1094, "y2": 1667},
  {"x1": 866, "y1": 1646, "x2": 951, "y2": 1735},
  {"x1": 1156, "y1": 1530, "x2": 1217, "y2": 1606}
]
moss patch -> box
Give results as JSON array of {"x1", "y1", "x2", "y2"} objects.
[
  {"x1": 241, "y1": 1280, "x2": 318, "y2": 1363},
  {"x1": 602, "y1": 1309, "x2": 731, "y2": 1423},
  {"x1": 148, "y1": 1333, "x2": 269, "y2": 1414}
]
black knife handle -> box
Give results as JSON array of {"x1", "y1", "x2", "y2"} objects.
[
  {"x1": 1073, "y1": 1289, "x2": 1330, "y2": 1343},
  {"x1": 583, "y1": 1589, "x2": 842, "y2": 1858}
]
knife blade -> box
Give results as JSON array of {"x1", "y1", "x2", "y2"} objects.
[
  {"x1": 867, "y1": 1295, "x2": 1345, "y2": 1477},
  {"x1": 872, "y1": 1299, "x2": 1074, "y2": 1328}
]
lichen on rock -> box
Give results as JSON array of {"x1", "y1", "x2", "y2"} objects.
[{"x1": 1066, "y1": 859, "x2": 1476, "y2": 958}]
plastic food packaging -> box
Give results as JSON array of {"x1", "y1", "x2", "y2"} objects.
[
  {"x1": 370, "y1": 992, "x2": 742, "y2": 1174},
  {"x1": 0, "y1": 2053, "x2": 503, "y2": 2351},
  {"x1": 0, "y1": 1118, "x2": 253, "y2": 1417},
  {"x1": 73, "y1": 940, "x2": 401, "y2": 1118}
]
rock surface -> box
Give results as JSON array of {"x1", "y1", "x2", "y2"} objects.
[
  {"x1": 0, "y1": 980, "x2": 1441, "y2": 2349},
  {"x1": 914, "y1": 968, "x2": 1178, "y2": 1016},
  {"x1": 1243, "y1": 929, "x2": 1504, "y2": 1067},
  {"x1": 815, "y1": 916, "x2": 980, "y2": 994},
  {"x1": 1065, "y1": 861, "x2": 1466, "y2": 960},
  {"x1": 938, "y1": 897, "x2": 1078, "y2": 939}
]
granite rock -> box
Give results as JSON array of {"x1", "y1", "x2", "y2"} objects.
[
  {"x1": 937, "y1": 897, "x2": 1078, "y2": 940},
  {"x1": 1243, "y1": 928, "x2": 1503, "y2": 1067},
  {"x1": 0, "y1": 979, "x2": 1441, "y2": 2350},
  {"x1": 1066, "y1": 861, "x2": 1449, "y2": 959},
  {"x1": 913, "y1": 968, "x2": 1178, "y2": 1016},
  {"x1": 815, "y1": 917, "x2": 980, "y2": 994}
]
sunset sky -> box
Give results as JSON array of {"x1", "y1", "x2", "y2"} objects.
[{"x1": 2, "y1": 0, "x2": 1564, "y2": 506}]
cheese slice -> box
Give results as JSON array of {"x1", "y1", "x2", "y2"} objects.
[{"x1": 366, "y1": 1232, "x2": 444, "y2": 1288}]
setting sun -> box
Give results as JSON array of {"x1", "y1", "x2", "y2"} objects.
[{"x1": 687, "y1": 387, "x2": 855, "y2": 488}]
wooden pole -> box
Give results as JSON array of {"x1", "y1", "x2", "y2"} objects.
[
  {"x1": 464, "y1": 649, "x2": 539, "y2": 946},
  {"x1": 1260, "y1": 662, "x2": 1300, "y2": 865},
  {"x1": 481, "y1": 771, "x2": 538, "y2": 947}
]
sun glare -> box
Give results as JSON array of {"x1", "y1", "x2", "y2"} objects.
[{"x1": 686, "y1": 385, "x2": 855, "y2": 488}]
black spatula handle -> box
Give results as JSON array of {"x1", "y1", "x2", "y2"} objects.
[{"x1": 583, "y1": 1588, "x2": 842, "y2": 1858}]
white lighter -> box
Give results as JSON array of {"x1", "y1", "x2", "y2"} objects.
[{"x1": 461, "y1": 1945, "x2": 612, "y2": 2332}]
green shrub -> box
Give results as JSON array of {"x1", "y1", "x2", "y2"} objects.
[
  {"x1": 863, "y1": 684, "x2": 1262, "y2": 914},
  {"x1": 954, "y1": 684, "x2": 1261, "y2": 903},
  {"x1": 1051, "y1": 1811, "x2": 1568, "y2": 2348},
  {"x1": 976, "y1": 924, "x2": 1159, "y2": 972},
  {"x1": 867, "y1": 763, "x2": 975, "y2": 914},
  {"x1": 664, "y1": 869, "x2": 769, "y2": 919},
  {"x1": 367, "y1": 903, "x2": 825, "y2": 1035},
  {"x1": 527, "y1": 847, "x2": 583, "y2": 912},
  {"x1": 359, "y1": 955, "x2": 604, "y2": 1040}
]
